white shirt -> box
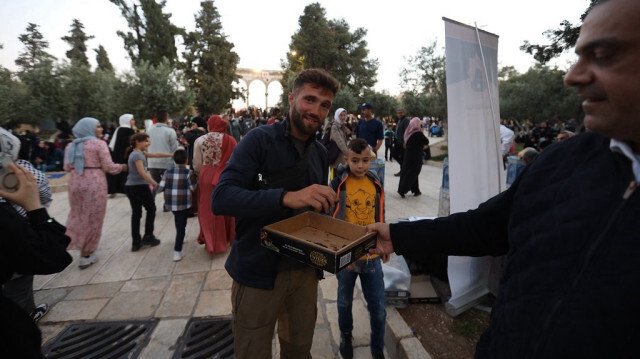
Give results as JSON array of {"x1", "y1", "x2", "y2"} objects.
[
  {"x1": 500, "y1": 125, "x2": 515, "y2": 156},
  {"x1": 610, "y1": 139, "x2": 640, "y2": 182}
]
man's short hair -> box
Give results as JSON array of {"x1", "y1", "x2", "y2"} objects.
[
  {"x1": 293, "y1": 68, "x2": 340, "y2": 96},
  {"x1": 347, "y1": 138, "x2": 369, "y2": 154},
  {"x1": 157, "y1": 110, "x2": 169, "y2": 123},
  {"x1": 173, "y1": 148, "x2": 187, "y2": 164}
]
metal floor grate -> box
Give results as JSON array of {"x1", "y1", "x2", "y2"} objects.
[
  {"x1": 43, "y1": 320, "x2": 157, "y2": 359},
  {"x1": 173, "y1": 317, "x2": 234, "y2": 359}
]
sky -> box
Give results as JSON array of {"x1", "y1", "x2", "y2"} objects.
[{"x1": 0, "y1": 0, "x2": 589, "y2": 108}]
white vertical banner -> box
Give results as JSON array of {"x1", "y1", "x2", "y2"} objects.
[{"x1": 443, "y1": 17, "x2": 503, "y2": 316}]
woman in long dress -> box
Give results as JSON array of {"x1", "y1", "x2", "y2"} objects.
[
  {"x1": 107, "y1": 114, "x2": 135, "y2": 196},
  {"x1": 397, "y1": 117, "x2": 429, "y2": 198},
  {"x1": 64, "y1": 117, "x2": 126, "y2": 268},
  {"x1": 192, "y1": 115, "x2": 237, "y2": 254}
]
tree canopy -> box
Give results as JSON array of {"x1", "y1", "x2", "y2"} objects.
[
  {"x1": 110, "y1": 0, "x2": 183, "y2": 66},
  {"x1": 61, "y1": 19, "x2": 94, "y2": 66},
  {"x1": 182, "y1": 0, "x2": 240, "y2": 115}
]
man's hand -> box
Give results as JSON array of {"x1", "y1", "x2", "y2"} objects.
[
  {"x1": 282, "y1": 184, "x2": 337, "y2": 213},
  {"x1": 366, "y1": 222, "x2": 394, "y2": 255}
]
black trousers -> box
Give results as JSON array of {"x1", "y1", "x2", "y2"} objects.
[{"x1": 125, "y1": 185, "x2": 156, "y2": 243}]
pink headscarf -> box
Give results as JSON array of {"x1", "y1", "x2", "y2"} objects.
[{"x1": 403, "y1": 117, "x2": 423, "y2": 144}]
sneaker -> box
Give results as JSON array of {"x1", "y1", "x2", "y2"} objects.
[
  {"x1": 372, "y1": 353, "x2": 385, "y2": 359},
  {"x1": 78, "y1": 254, "x2": 98, "y2": 269},
  {"x1": 339, "y1": 333, "x2": 353, "y2": 359},
  {"x1": 132, "y1": 241, "x2": 141, "y2": 252},
  {"x1": 30, "y1": 303, "x2": 49, "y2": 322},
  {"x1": 173, "y1": 251, "x2": 184, "y2": 262},
  {"x1": 413, "y1": 191, "x2": 422, "y2": 196},
  {"x1": 141, "y1": 235, "x2": 161, "y2": 247},
  {"x1": 398, "y1": 191, "x2": 405, "y2": 199}
]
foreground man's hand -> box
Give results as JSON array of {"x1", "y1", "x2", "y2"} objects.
[
  {"x1": 366, "y1": 222, "x2": 394, "y2": 255},
  {"x1": 283, "y1": 184, "x2": 337, "y2": 213}
]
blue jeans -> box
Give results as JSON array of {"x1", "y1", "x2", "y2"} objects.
[
  {"x1": 336, "y1": 257, "x2": 386, "y2": 355},
  {"x1": 172, "y1": 209, "x2": 189, "y2": 251}
]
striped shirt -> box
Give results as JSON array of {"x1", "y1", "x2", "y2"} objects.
[{"x1": 157, "y1": 164, "x2": 197, "y2": 211}]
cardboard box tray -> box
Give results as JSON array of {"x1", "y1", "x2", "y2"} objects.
[{"x1": 261, "y1": 211, "x2": 377, "y2": 273}]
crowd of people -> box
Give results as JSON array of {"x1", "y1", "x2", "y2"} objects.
[{"x1": 2, "y1": 2, "x2": 639, "y2": 358}]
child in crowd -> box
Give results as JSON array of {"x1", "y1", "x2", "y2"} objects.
[
  {"x1": 330, "y1": 138, "x2": 387, "y2": 359},
  {"x1": 124, "y1": 133, "x2": 171, "y2": 251},
  {"x1": 156, "y1": 148, "x2": 197, "y2": 261}
]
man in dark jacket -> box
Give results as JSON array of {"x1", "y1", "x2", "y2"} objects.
[
  {"x1": 368, "y1": 0, "x2": 640, "y2": 357},
  {"x1": 212, "y1": 69, "x2": 340, "y2": 358}
]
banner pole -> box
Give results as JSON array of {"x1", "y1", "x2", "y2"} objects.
[{"x1": 474, "y1": 22, "x2": 504, "y2": 192}]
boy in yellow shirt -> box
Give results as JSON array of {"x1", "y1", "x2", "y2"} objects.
[{"x1": 330, "y1": 138, "x2": 386, "y2": 359}]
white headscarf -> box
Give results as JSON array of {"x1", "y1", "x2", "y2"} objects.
[
  {"x1": 333, "y1": 108, "x2": 346, "y2": 125},
  {"x1": 65, "y1": 117, "x2": 99, "y2": 175},
  {"x1": 0, "y1": 127, "x2": 21, "y2": 161},
  {"x1": 109, "y1": 114, "x2": 134, "y2": 151}
]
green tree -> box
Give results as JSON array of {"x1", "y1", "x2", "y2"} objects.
[
  {"x1": 399, "y1": 41, "x2": 447, "y2": 120},
  {"x1": 14, "y1": 24, "x2": 65, "y2": 124},
  {"x1": 499, "y1": 64, "x2": 582, "y2": 124},
  {"x1": 361, "y1": 89, "x2": 399, "y2": 121},
  {"x1": 61, "y1": 19, "x2": 94, "y2": 66},
  {"x1": 280, "y1": 3, "x2": 378, "y2": 106},
  {"x1": 182, "y1": 0, "x2": 240, "y2": 115},
  {"x1": 110, "y1": 0, "x2": 182, "y2": 66},
  {"x1": 520, "y1": 0, "x2": 596, "y2": 64},
  {"x1": 0, "y1": 45, "x2": 27, "y2": 126},
  {"x1": 15, "y1": 23, "x2": 56, "y2": 73},
  {"x1": 120, "y1": 59, "x2": 194, "y2": 120},
  {"x1": 94, "y1": 45, "x2": 114, "y2": 72}
]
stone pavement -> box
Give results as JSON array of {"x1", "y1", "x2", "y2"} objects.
[{"x1": 35, "y1": 135, "x2": 445, "y2": 359}]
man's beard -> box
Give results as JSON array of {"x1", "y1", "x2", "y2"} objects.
[{"x1": 290, "y1": 103, "x2": 321, "y2": 138}]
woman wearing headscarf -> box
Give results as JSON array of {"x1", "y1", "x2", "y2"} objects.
[
  {"x1": 192, "y1": 115, "x2": 237, "y2": 254},
  {"x1": 329, "y1": 108, "x2": 351, "y2": 174},
  {"x1": 64, "y1": 117, "x2": 127, "y2": 269},
  {"x1": 107, "y1": 114, "x2": 135, "y2": 197},
  {"x1": 397, "y1": 117, "x2": 429, "y2": 198}
]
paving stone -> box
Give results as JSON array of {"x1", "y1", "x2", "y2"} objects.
[
  {"x1": 173, "y1": 242, "x2": 213, "y2": 275},
  {"x1": 156, "y1": 272, "x2": 206, "y2": 317},
  {"x1": 209, "y1": 250, "x2": 230, "y2": 270},
  {"x1": 319, "y1": 274, "x2": 338, "y2": 301},
  {"x1": 65, "y1": 282, "x2": 124, "y2": 300},
  {"x1": 33, "y1": 273, "x2": 55, "y2": 290},
  {"x1": 193, "y1": 290, "x2": 232, "y2": 317},
  {"x1": 42, "y1": 251, "x2": 111, "y2": 289},
  {"x1": 203, "y1": 269, "x2": 232, "y2": 290},
  {"x1": 34, "y1": 287, "x2": 69, "y2": 307},
  {"x1": 42, "y1": 298, "x2": 109, "y2": 322},
  {"x1": 133, "y1": 242, "x2": 176, "y2": 279},
  {"x1": 97, "y1": 291, "x2": 163, "y2": 320},
  {"x1": 139, "y1": 318, "x2": 189, "y2": 359},
  {"x1": 310, "y1": 327, "x2": 335, "y2": 359},
  {"x1": 89, "y1": 244, "x2": 144, "y2": 284},
  {"x1": 121, "y1": 276, "x2": 171, "y2": 293}
]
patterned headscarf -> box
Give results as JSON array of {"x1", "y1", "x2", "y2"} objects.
[
  {"x1": 109, "y1": 114, "x2": 134, "y2": 151},
  {"x1": 65, "y1": 117, "x2": 99, "y2": 175},
  {"x1": 0, "y1": 127, "x2": 21, "y2": 161}
]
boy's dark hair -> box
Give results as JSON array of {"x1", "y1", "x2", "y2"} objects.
[
  {"x1": 293, "y1": 68, "x2": 340, "y2": 96},
  {"x1": 347, "y1": 138, "x2": 369, "y2": 154},
  {"x1": 173, "y1": 148, "x2": 187, "y2": 164}
]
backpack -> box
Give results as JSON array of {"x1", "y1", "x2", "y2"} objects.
[{"x1": 320, "y1": 122, "x2": 341, "y2": 164}]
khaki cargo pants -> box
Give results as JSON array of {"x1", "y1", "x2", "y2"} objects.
[{"x1": 231, "y1": 266, "x2": 319, "y2": 358}]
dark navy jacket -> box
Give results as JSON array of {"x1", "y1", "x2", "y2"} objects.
[
  {"x1": 390, "y1": 132, "x2": 640, "y2": 358},
  {"x1": 211, "y1": 119, "x2": 329, "y2": 290}
]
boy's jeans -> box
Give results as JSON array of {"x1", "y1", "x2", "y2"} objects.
[
  {"x1": 172, "y1": 209, "x2": 189, "y2": 251},
  {"x1": 336, "y1": 257, "x2": 386, "y2": 355}
]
